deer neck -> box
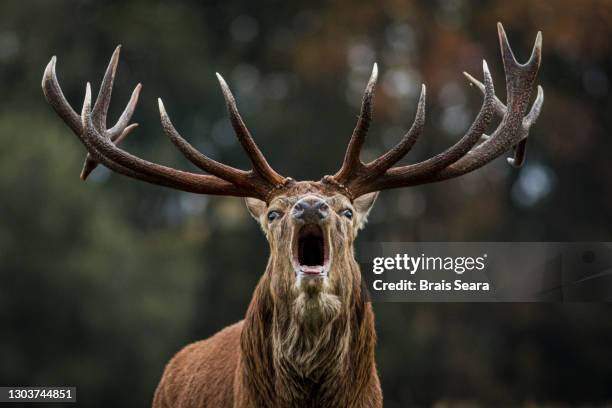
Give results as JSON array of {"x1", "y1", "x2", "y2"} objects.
[{"x1": 239, "y1": 259, "x2": 376, "y2": 407}]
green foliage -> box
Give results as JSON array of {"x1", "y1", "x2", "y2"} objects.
[{"x1": 0, "y1": 113, "x2": 204, "y2": 405}]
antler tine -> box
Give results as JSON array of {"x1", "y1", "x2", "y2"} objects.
[
  {"x1": 43, "y1": 55, "x2": 101, "y2": 180},
  {"x1": 107, "y1": 83, "x2": 142, "y2": 140},
  {"x1": 91, "y1": 46, "x2": 142, "y2": 141},
  {"x1": 157, "y1": 98, "x2": 251, "y2": 186},
  {"x1": 215, "y1": 73, "x2": 285, "y2": 186},
  {"x1": 42, "y1": 57, "x2": 81, "y2": 134},
  {"x1": 365, "y1": 84, "x2": 426, "y2": 176},
  {"x1": 333, "y1": 63, "x2": 379, "y2": 184},
  {"x1": 524, "y1": 85, "x2": 544, "y2": 128},
  {"x1": 91, "y1": 45, "x2": 120, "y2": 131}
]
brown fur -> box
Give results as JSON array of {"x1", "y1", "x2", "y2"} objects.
[{"x1": 153, "y1": 182, "x2": 382, "y2": 407}]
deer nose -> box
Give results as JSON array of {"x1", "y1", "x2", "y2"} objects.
[{"x1": 293, "y1": 197, "x2": 329, "y2": 222}]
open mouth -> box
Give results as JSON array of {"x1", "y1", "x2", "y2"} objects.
[{"x1": 293, "y1": 224, "x2": 329, "y2": 276}]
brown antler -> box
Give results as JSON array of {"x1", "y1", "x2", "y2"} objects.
[
  {"x1": 325, "y1": 23, "x2": 544, "y2": 198},
  {"x1": 42, "y1": 46, "x2": 288, "y2": 201}
]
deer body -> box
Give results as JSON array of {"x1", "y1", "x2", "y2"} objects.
[
  {"x1": 153, "y1": 182, "x2": 382, "y2": 407},
  {"x1": 152, "y1": 282, "x2": 380, "y2": 408},
  {"x1": 42, "y1": 23, "x2": 543, "y2": 408}
]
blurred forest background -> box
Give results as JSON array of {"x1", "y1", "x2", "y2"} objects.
[{"x1": 1, "y1": 0, "x2": 611, "y2": 406}]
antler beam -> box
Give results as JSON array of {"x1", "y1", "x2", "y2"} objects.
[
  {"x1": 325, "y1": 23, "x2": 544, "y2": 198},
  {"x1": 42, "y1": 46, "x2": 288, "y2": 200}
]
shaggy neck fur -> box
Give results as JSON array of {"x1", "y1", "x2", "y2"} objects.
[{"x1": 239, "y1": 257, "x2": 377, "y2": 408}]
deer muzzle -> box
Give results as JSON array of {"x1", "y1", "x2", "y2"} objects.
[{"x1": 292, "y1": 197, "x2": 330, "y2": 223}]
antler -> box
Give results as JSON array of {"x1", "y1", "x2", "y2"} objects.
[
  {"x1": 42, "y1": 46, "x2": 288, "y2": 201},
  {"x1": 324, "y1": 23, "x2": 544, "y2": 198}
]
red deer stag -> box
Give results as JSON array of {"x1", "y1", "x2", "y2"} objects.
[{"x1": 42, "y1": 23, "x2": 543, "y2": 408}]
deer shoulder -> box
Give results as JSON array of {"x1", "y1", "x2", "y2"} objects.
[{"x1": 153, "y1": 321, "x2": 243, "y2": 408}]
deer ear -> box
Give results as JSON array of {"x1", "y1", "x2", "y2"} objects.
[
  {"x1": 245, "y1": 197, "x2": 267, "y2": 220},
  {"x1": 353, "y1": 192, "x2": 379, "y2": 228}
]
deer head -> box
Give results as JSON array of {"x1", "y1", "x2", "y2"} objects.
[
  {"x1": 243, "y1": 183, "x2": 378, "y2": 328},
  {"x1": 42, "y1": 22, "x2": 542, "y2": 331}
]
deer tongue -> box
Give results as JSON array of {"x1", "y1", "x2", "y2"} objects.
[{"x1": 300, "y1": 265, "x2": 325, "y2": 275}]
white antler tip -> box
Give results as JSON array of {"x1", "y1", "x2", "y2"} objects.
[
  {"x1": 215, "y1": 73, "x2": 237, "y2": 104},
  {"x1": 215, "y1": 72, "x2": 226, "y2": 84},
  {"x1": 126, "y1": 123, "x2": 139, "y2": 132},
  {"x1": 535, "y1": 31, "x2": 543, "y2": 48},
  {"x1": 462, "y1": 71, "x2": 477, "y2": 86},
  {"x1": 42, "y1": 57, "x2": 57, "y2": 86},
  {"x1": 417, "y1": 84, "x2": 426, "y2": 111},
  {"x1": 216, "y1": 72, "x2": 232, "y2": 92},
  {"x1": 365, "y1": 63, "x2": 378, "y2": 92},
  {"x1": 109, "y1": 46, "x2": 122, "y2": 65},
  {"x1": 157, "y1": 98, "x2": 170, "y2": 122},
  {"x1": 81, "y1": 82, "x2": 93, "y2": 120},
  {"x1": 45, "y1": 56, "x2": 56, "y2": 74}
]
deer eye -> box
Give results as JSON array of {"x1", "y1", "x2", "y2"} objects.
[
  {"x1": 267, "y1": 210, "x2": 282, "y2": 222},
  {"x1": 341, "y1": 209, "x2": 353, "y2": 219}
]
